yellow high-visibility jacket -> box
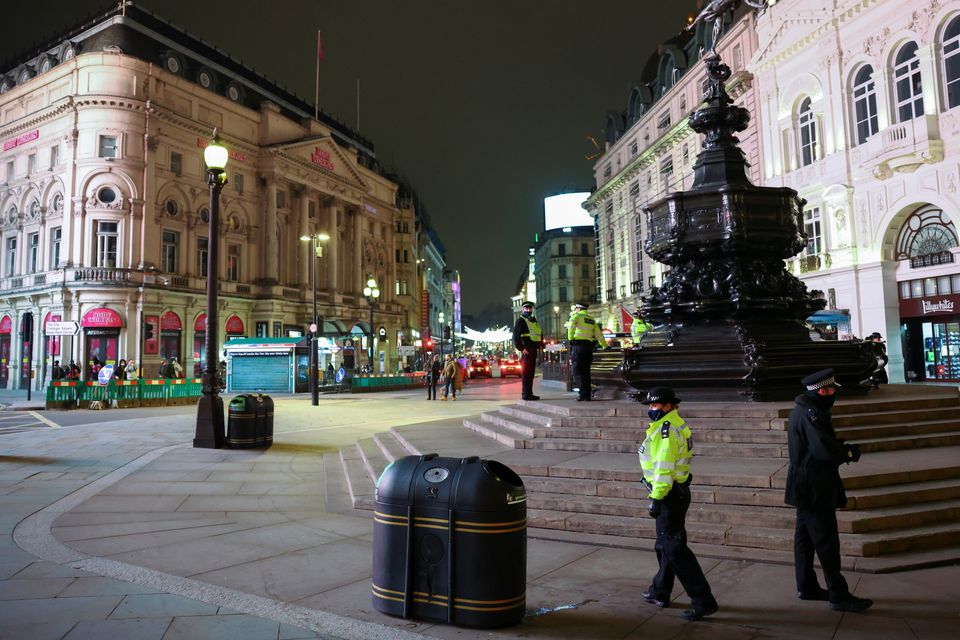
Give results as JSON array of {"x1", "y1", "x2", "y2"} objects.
[{"x1": 638, "y1": 409, "x2": 693, "y2": 500}]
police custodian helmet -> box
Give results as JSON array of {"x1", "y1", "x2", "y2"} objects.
[
  {"x1": 801, "y1": 368, "x2": 842, "y2": 390},
  {"x1": 641, "y1": 386, "x2": 681, "y2": 405}
]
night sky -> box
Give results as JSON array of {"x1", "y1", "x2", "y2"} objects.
[{"x1": 5, "y1": 0, "x2": 698, "y2": 321}]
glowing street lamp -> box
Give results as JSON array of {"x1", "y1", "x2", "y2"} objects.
[
  {"x1": 300, "y1": 232, "x2": 330, "y2": 406},
  {"x1": 363, "y1": 276, "x2": 380, "y2": 368},
  {"x1": 195, "y1": 129, "x2": 228, "y2": 449}
]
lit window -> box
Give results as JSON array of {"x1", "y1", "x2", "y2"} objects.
[
  {"x1": 804, "y1": 207, "x2": 822, "y2": 255},
  {"x1": 798, "y1": 98, "x2": 817, "y2": 166},
  {"x1": 28, "y1": 233, "x2": 39, "y2": 273},
  {"x1": 227, "y1": 244, "x2": 240, "y2": 281},
  {"x1": 894, "y1": 42, "x2": 924, "y2": 122},
  {"x1": 4, "y1": 236, "x2": 16, "y2": 276},
  {"x1": 852, "y1": 66, "x2": 879, "y2": 145}
]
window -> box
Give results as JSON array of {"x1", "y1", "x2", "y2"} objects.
[
  {"x1": 657, "y1": 111, "x2": 672, "y2": 134},
  {"x1": 309, "y1": 201, "x2": 317, "y2": 219},
  {"x1": 798, "y1": 98, "x2": 817, "y2": 167},
  {"x1": 395, "y1": 249, "x2": 401, "y2": 263},
  {"x1": 98, "y1": 135, "x2": 118, "y2": 158},
  {"x1": 96, "y1": 221, "x2": 118, "y2": 268},
  {"x1": 924, "y1": 277, "x2": 937, "y2": 296},
  {"x1": 395, "y1": 279, "x2": 409, "y2": 296},
  {"x1": 660, "y1": 157, "x2": 674, "y2": 176},
  {"x1": 276, "y1": 190, "x2": 286, "y2": 209},
  {"x1": 603, "y1": 164, "x2": 611, "y2": 178},
  {"x1": 27, "y1": 153, "x2": 36, "y2": 175},
  {"x1": 28, "y1": 232, "x2": 38, "y2": 273},
  {"x1": 900, "y1": 281, "x2": 912, "y2": 299},
  {"x1": 559, "y1": 286, "x2": 568, "y2": 302},
  {"x1": 558, "y1": 243, "x2": 566, "y2": 257},
  {"x1": 581, "y1": 264, "x2": 589, "y2": 279},
  {"x1": 682, "y1": 144, "x2": 690, "y2": 165},
  {"x1": 680, "y1": 95, "x2": 687, "y2": 113},
  {"x1": 852, "y1": 66, "x2": 879, "y2": 145},
  {"x1": 629, "y1": 140, "x2": 638, "y2": 156},
  {"x1": 4, "y1": 237, "x2": 16, "y2": 275},
  {"x1": 895, "y1": 206, "x2": 958, "y2": 259},
  {"x1": 558, "y1": 265, "x2": 567, "y2": 279},
  {"x1": 50, "y1": 144, "x2": 60, "y2": 168},
  {"x1": 50, "y1": 227, "x2": 61, "y2": 269},
  {"x1": 197, "y1": 237, "x2": 208, "y2": 277},
  {"x1": 161, "y1": 231, "x2": 178, "y2": 272},
  {"x1": 6, "y1": 160, "x2": 13, "y2": 182},
  {"x1": 733, "y1": 44, "x2": 743, "y2": 71},
  {"x1": 170, "y1": 151, "x2": 182, "y2": 176},
  {"x1": 804, "y1": 207, "x2": 823, "y2": 256},
  {"x1": 894, "y1": 42, "x2": 924, "y2": 122},
  {"x1": 233, "y1": 172, "x2": 244, "y2": 194},
  {"x1": 404, "y1": 249, "x2": 409, "y2": 263},
  {"x1": 911, "y1": 280, "x2": 923, "y2": 297},
  {"x1": 227, "y1": 244, "x2": 240, "y2": 281},
  {"x1": 953, "y1": 274, "x2": 960, "y2": 293},
  {"x1": 944, "y1": 16, "x2": 960, "y2": 109},
  {"x1": 938, "y1": 276, "x2": 952, "y2": 295},
  {"x1": 581, "y1": 242, "x2": 589, "y2": 256}
]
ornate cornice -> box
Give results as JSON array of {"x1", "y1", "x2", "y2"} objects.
[
  {"x1": 0, "y1": 97, "x2": 74, "y2": 140},
  {"x1": 150, "y1": 105, "x2": 259, "y2": 158}
]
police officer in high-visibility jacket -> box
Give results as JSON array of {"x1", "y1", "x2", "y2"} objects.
[
  {"x1": 567, "y1": 302, "x2": 605, "y2": 401},
  {"x1": 638, "y1": 387, "x2": 719, "y2": 622},
  {"x1": 631, "y1": 310, "x2": 654, "y2": 347},
  {"x1": 511, "y1": 300, "x2": 542, "y2": 401}
]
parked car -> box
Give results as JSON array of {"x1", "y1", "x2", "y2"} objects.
[
  {"x1": 499, "y1": 358, "x2": 521, "y2": 378},
  {"x1": 467, "y1": 358, "x2": 492, "y2": 379}
]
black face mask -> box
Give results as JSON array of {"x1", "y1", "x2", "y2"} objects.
[
  {"x1": 648, "y1": 408, "x2": 666, "y2": 422},
  {"x1": 805, "y1": 390, "x2": 836, "y2": 409}
]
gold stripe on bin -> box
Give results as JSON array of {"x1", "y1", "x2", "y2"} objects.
[{"x1": 372, "y1": 584, "x2": 524, "y2": 610}]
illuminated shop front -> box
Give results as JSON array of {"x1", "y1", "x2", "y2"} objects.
[{"x1": 899, "y1": 276, "x2": 960, "y2": 382}]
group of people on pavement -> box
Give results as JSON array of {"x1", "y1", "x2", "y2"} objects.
[{"x1": 424, "y1": 354, "x2": 465, "y2": 401}]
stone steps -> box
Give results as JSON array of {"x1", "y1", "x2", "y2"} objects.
[
  {"x1": 855, "y1": 431, "x2": 960, "y2": 453},
  {"x1": 832, "y1": 406, "x2": 959, "y2": 427},
  {"x1": 338, "y1": 431, "x2": 418, "y2": 511},
  {"x1": 462, "y1": 417, "x2": 526, "y2": 449},
  {"x1": 836, "y1": 418, "x2": 960, "y2": 440}
]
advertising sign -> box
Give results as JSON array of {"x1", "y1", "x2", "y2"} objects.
[{"x1": 144, "y1": 315, "x2": 159, "y2": 355}]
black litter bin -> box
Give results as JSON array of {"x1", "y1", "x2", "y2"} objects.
[
  {"x1": 252, "y1": 393, "x2": 274, "y2": 448},
  {"x1": 372, "y1": 453, "x2": 526, "y2": 628},
  {"x1": 227, "y1": 394, "x2": 272, "y2": 448}
]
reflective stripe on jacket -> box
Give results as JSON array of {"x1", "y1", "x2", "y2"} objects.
[
  {"x1": 631, "y1": 319, "x2": 652, "y2": 340},
  {"x1": 520, "y1": 316, "x2": 542, "y2": 342},
  {"x1": 638, "y1": 409, "x2": 693, "y2": 500},
  {"x1": 567, "y1": 310, "x2": 604, "y2": 342}
]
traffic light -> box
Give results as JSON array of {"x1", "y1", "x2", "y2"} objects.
[
  {"x1": 425, "y1": 339, "x2": 433, "y2": 351},
  {"x1": 144, "y1": 319, "x2": 155, "y2": 341},
  {"x1": 443, "y1": 325, "x2": 451, "y2": 340}
]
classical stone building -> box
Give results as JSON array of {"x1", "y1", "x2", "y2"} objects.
[
  {"x1": 0, "y1": 3, "x2": 429, "y2": 388},
  {"x1": 753, "y1": 0, "x2": 960, "y2": 382},
  {"x1": 534, "y1": 227, "x2": 596, "y2": 340},
  {"x1": 584, "y1": 7, "x2": 762, "y2": 332}
]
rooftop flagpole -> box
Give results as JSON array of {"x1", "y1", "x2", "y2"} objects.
[{"x1": 315, "y1": 30, "x2": 324, "y2": 120}]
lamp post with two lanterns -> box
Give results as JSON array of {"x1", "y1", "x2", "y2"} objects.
[
  {"x1": 363, "y1": 276, "x2": 380, "y2": 368},
  {"x1": 194, "y1": 129, "x2": 228, "y2": 449},
  {"x1": 300, "y1": 232, "x2": 330, "y2": 406},
  {"x1": 553, "y1": 305, "x2": 561, "y2": 341}
]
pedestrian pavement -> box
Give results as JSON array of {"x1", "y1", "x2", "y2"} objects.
[{"x1": 1, "y1": 381, "x2": 959, "y2": 639}]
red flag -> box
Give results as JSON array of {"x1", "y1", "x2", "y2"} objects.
[{"x1": 317, "y1": 31, "x2": 324, "y2": 61}]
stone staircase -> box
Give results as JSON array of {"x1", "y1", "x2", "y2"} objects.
[
  {"x1": 336, "y1": 385, "x2": 960, "y2": 572},
  {"x1": 456, "y1": 387, "x2": 960, "y2": 572}
]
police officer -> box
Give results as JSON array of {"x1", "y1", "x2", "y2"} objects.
[
  {"x1": 567, "y1": 302, "x2": 605, "y2": 401},
  {"x1": 785, "y1": 368, "x2": 873, "y2": 612},
  {"x1": 630, "y1": 309, "x2": 654, "y2": 347},
  {"x1": 512, "y1": 301, "x2": 542, "y2": 401},
  {"x1": 638, "y1": 387, "x2": 718, "y2": 621}
]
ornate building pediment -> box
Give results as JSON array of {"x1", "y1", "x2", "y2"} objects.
[{"x1": 271, "y1": 137, "x2": 369, "y2": 193}]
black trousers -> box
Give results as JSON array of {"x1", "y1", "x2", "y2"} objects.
[
  {"x1": 427, "y1": 376, "x2": 437, "y2": 400},
  {"x1": 648, "y1": 481, "x2": 716, "y2": 609},
  {"x1": 520, "y1": 349, "x2": 538, "y2": 399},
  {"x1": 570, "y1": 343, "x2": 594, "y2": 400},
  {"x1": 794, "y1": 507, "x2": 849, "y2": 602}
]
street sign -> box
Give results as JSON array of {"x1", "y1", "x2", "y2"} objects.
[
  {"x1": 98, "y1": 365, "x2": 114, "y2": 385},
  {"x1": 45, "y1": 321, "x2": 79, "y2": 336},
  {"x1": 398, "y1": 345, "x2": 416, "y2": 356},
  {"x1": 309, "y1": 323, "x2": 318, "y2": 333}
]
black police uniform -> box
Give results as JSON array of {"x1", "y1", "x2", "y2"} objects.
[{"x1": 785, "y1": 369, "x2": 871, "y2": 611}]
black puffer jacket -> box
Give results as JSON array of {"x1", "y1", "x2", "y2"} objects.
[{"x1": 784, "y1": 393, "x2": 848, "y2": 510}]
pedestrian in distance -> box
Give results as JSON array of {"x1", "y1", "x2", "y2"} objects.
[
  {"x1": 125, "y1": 359, "x2": 138, "y2": 381},
  {"x1": 426, "y1": 356, "x2": 441, "y2": 400},
  {"x1": 512, "y1": 301, "x2": 543, "y2": 401},
  {"x1": 567, "y1": 302, "x2": 606, "y2": 401},
  {"x1": 631, "y1": 308, "x2": 654, "y2": 347},
  {"x1": 785, "y1": 368, "x2": 873, "y2": 612},
  {"x1": 51, "y1": 360, "x2": 63, "y2": 381},
  {"x1": 866, "y1": 332, "x2": 888, "y2": 387},
  {"x1": 638, "y1": 387, "x2": 719, "y2": 621},
  {"x1": 170, "y1": 357, "x2": 184, "y2": 379},
  {"x1": 441, "y1": 354, "x2": 460, "y2": 401},
  {"x1": 116, "y1": 359, "x2": 128, "y2": 381}
]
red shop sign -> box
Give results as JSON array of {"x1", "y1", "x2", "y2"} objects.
[
  {"x1": 225, "y1": 315, "x2": 244, "y2": 334},
  {"x1": 81, "y1": 307, "x2": 122, "y2": 328},
  {"x1": 899, "y1": 293, "x2": 960, "y2": 318},
  {"x1": 3, "y1": 129, "x2": 39, "y2": 152},
  {"x1": 161, "y1": 311, "x2": 182, "y2": 331},
  {"x1": 144, "y1": 315, "x2": 159, "y2": 355},
  {"x1": 0, "y1": 315, "x2": 11, "y2": 334},
  {"x1": 194, "y1": 313, "x2": 206, "y2": 333}
]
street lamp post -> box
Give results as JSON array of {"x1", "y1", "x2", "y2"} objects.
[
  {"x1": 553, "y1": 305, "x2": 561, "y2": 340},
  {"x1": 194, "y1": 129, "x2": 228, "y2": 449},
  {"x1": 438, "y1": 311, "x2": 445, "y2": 359},
  {"x1": 363, "y1": 275, "x2": 380, "y2": 369},
  {"x1": 300, "y1": 232, "x2": 330, "y2": 406}
]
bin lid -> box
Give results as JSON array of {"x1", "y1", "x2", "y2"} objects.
[{"x1": 376, "y1": 454, "x2": 525, "y2": 512}]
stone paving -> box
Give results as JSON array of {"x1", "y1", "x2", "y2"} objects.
[{"x1": 1, "y1": 382, "x2": 959, "y2": 639}]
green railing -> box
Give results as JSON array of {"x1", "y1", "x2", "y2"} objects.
[
  {"x1": 350, "y1": 372, "x2": 426, "y2": 392},
  {"x1": 45, "y1": 378, "x2": 204, "y2": 409}
]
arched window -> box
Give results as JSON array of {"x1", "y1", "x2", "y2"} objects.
[
  {"x1": 798, "y1": 98, "x2": 817, "y2": 167},
  {"x1": 895, "y1": 206, "x2": 958, "y2": 260},
  {"x1": 942, "y1": 16, "x2": 960, "y2": 108},
  {"x1": 852, "y1": 66, "x2": 879, "y2": 145},
  {"x1": 894, "y1": 42, "x2": 924, "y2": 121},
  {"x1": 662, "y1": 58, "x2": 676, "y2": 91}
]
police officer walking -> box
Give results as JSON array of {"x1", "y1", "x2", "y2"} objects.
[
  {"x1": 567, "y1": 302, "x2": 605, "y2": 401},
  {"x1": 630, "y1": 308, "x2": 653, "y2": 347},
  {"x1": 512, "y1": 301, "x2": 542, "y2": 401},
  {"x1": 785, "y1": 368, "x2": 873, "y2": 612},
  {"x1": 638, "y1": 387, "x2": 719, "y2": 621}
]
